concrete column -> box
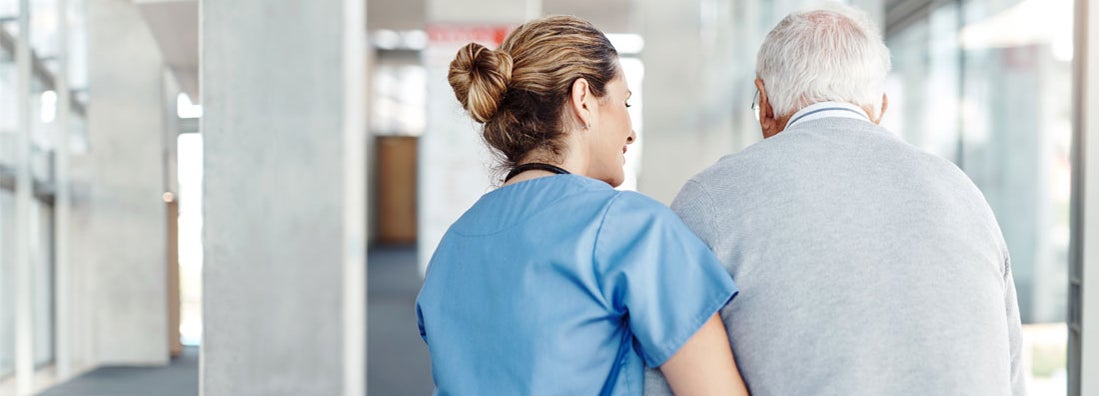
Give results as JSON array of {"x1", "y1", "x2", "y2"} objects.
[
  {"x1": 53, "y1": 0, "x2": 74, "y2": 379},
  {"x1": 1074, "y1": 0, "x2": 1099, "y2": 393},
  {"x1": 78, "y1": 0, "x2": 169, "y2": 365},
  {"x1": 418, "y1": 0, "x2": 540, "y2": 274},
  {"x1": 14, "y1": 0, "x2": 35, "y2": 393},
  {"x1": 200, "y1": 0, "x2": 366, "y2": 394},
  {"x1": 637, "y1": 0, "x2": 738, "y2": 203},
  {"x1": 65, "y1": 1, "x2": 92, "y2": 374}
]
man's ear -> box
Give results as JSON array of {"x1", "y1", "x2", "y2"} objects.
[
  {"x1": 570, "y1": 78, "x2": 593, "y2": 129},
  {"x1": 755, "y1": 78, "x2": 781, "y2": 138},
  {"x1": 873, "y1": 93, "x2": 889, "y2": 124}
]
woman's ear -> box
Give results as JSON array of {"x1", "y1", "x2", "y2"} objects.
[{"x1": 570, "y1": 78, "x2": 593, "y2": 129}]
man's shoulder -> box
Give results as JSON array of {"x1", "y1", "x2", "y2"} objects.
[
  {"x1": 683, "y1": 120, "x2": 977, "y2": 200},
  {"x1": 684, "y1": 138, "x2": 785, "y2": 190}
]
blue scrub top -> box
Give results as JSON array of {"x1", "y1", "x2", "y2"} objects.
[{"x1": 416, "y1": 174, "x2": 737, "y2": 395}]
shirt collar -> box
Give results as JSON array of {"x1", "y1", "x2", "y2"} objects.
[{"x1": 784, "y1": 101, "x2": 871, "y2": 130}]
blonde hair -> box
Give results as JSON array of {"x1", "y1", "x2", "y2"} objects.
[{"x1": 448, "y1": 15, "x2": 619, "y2": 168}]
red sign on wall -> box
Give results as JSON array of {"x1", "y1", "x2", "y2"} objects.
[{"x1": 427, "y1": 25, "x2": 515, "y2": 47}]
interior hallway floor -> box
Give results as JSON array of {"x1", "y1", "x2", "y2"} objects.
[
  {"x1": 33, "y1": 245, "x2": 433, "y2": 395},
  {"x1": 36, "y1": 347, "x2": 199, "y2": 396},
  {"x1": 367, "y1": 245, "x2": 434, "y2": 395}
]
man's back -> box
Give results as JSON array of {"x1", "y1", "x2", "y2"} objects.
[{"x1": 655, "y1": 116, "x2": 1024, "y2": 395}]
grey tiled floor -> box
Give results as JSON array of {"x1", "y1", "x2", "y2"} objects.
[
  {"x1": 36, "y1": 347, "x2": 199, "y2": 396},
  {"x1": 35, "y1": 246, "x2": 433, "y2": 395},
  {"x1": 367, "y1": 246, "x2": 434, "y2": 395}
]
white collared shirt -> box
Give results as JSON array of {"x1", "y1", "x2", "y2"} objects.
[{"x1": 784, "y1": 101, "x2": 871, "y2": 130}]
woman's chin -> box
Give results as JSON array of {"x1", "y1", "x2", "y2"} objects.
[
  {"x1": 604, "y1": 174, "x2": 624, "y2": 188},
  {"x1": 589, "y1": 167, "x2": 624, "y2": 187}
]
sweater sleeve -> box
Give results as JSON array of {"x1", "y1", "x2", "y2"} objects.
[
  {"x1": 1003, "y1": 255, "x2": 1026, "y2": 395},
  {"x1": 671, "y1": 179, "x2": 720, "y2": 250}
]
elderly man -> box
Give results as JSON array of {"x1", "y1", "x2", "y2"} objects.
[{"x1": 645, "y1": 3, "x2": 1025, "y2": 395}]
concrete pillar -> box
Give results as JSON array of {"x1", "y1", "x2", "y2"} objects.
[
  {"x1": 14, "y1": 0, "x2": 35, "y2": 393},
  {"x1": 1074, "y1": 0, "x2": 1099, "y2": 393},
  {"x1": 53, "y1": 0, "x2": 74, "y2": 379},
  {"x1": 418, "y1": 0, "x2": 540, "y2": 274},
  {"x1": 637, "y1": 0, "x2": 738, "y2": 203},
  {"x1": 78, "y1": 0, "x2": 169, "y2": 365},
  {"x1": 200, "y1": 0, "x2": 366, "y2": 394}
]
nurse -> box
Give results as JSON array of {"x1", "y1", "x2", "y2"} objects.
[{"x1": 416, "y1": 15, "x2": 748, "y2": 395}]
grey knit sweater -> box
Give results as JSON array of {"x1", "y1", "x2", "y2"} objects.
[{"x1": 645, "y1": 116, "x2": 1025, "y2": 396}]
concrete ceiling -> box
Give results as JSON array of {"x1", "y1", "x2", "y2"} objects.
[
  {"x1": 136, "y1": 0, "x2": 634, "y2": 104},
  {"x1": 367, "y1": 0, "x2": 635, "y2": 32},
  {"x1": 135, "y1": 0, "x2": 198, "y2": 100},
  {"x1": 543, "y1": 0, "x2": 634, "y2": 33}
]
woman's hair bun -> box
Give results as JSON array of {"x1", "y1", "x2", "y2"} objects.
[{"x1": 448, "y1": 42, "x2": 514, "y2": 123}]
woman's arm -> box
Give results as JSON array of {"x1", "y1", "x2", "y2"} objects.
[{"x1": 659, "y1": 314, "x2": 748, "y2": 396}]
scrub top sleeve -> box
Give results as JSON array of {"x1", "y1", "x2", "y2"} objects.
[{"x1": 594, "y1": 192, "x2": 738, "y2": 368}]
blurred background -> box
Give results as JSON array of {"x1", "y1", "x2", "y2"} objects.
[{"x1": 0, "y1": 0, "x2": 1096, "y2": 394}]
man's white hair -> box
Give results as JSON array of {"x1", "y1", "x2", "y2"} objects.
[{"x1": 756, "y1": 2, "x2": 892, "y2": 118}]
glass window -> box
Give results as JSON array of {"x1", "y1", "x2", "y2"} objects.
[
  {"x1": 0, "y1": 0, "x2": 67, "y2": 377},
  {"x1": 31, "y1": 76, "x2": 54, "y2": 183},
  {"x1": 28, "y1": 0, "x2": 59, "y2": 369},
  {"x1": 370, "y1": 50, "x2": 426, "y2": 137},
  {"x1": 960, "y1": 0, "x2": 1073, "y2": 323},
  {"x1": 0, "y1": 0, "x2": 17, "y2": 17},
  {"x1": 68, "y1": 110, "x2": 85, "y2": 155},
  {"x1": 29, "y1": 0, "x2": 59, "y2": 67},
  {"x1": 0, "y1": 0, "x2": 17, "y2": 40},
  {"x1": 31, "y1": 198, "x2": 52, "y2": 367},
  {"x1": 0, "y1": 190, "x2": 13, "y2": 379},
  {"x1": 884, "y1": 2, "x2": 962, "y2": 161},
  {"x1": 0, "y1": 44, "x2": 14, "y2": 166},
  {"x1": 887, "y1": 0, "x2": 1073, "y2": 393},
  {"x1": 0, "y1": 0, "x2": 17, "y2": 380},
  {"x1": 65, "y1": 0, "x2": 86, "y2": 91},
  {"x1": 178, "y1": 133, "x2": 203, "y2": 346}
]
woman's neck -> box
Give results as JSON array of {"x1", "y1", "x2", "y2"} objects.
[{"x1": 504, "y1": 144, "x2": 587, "y2": 186}]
